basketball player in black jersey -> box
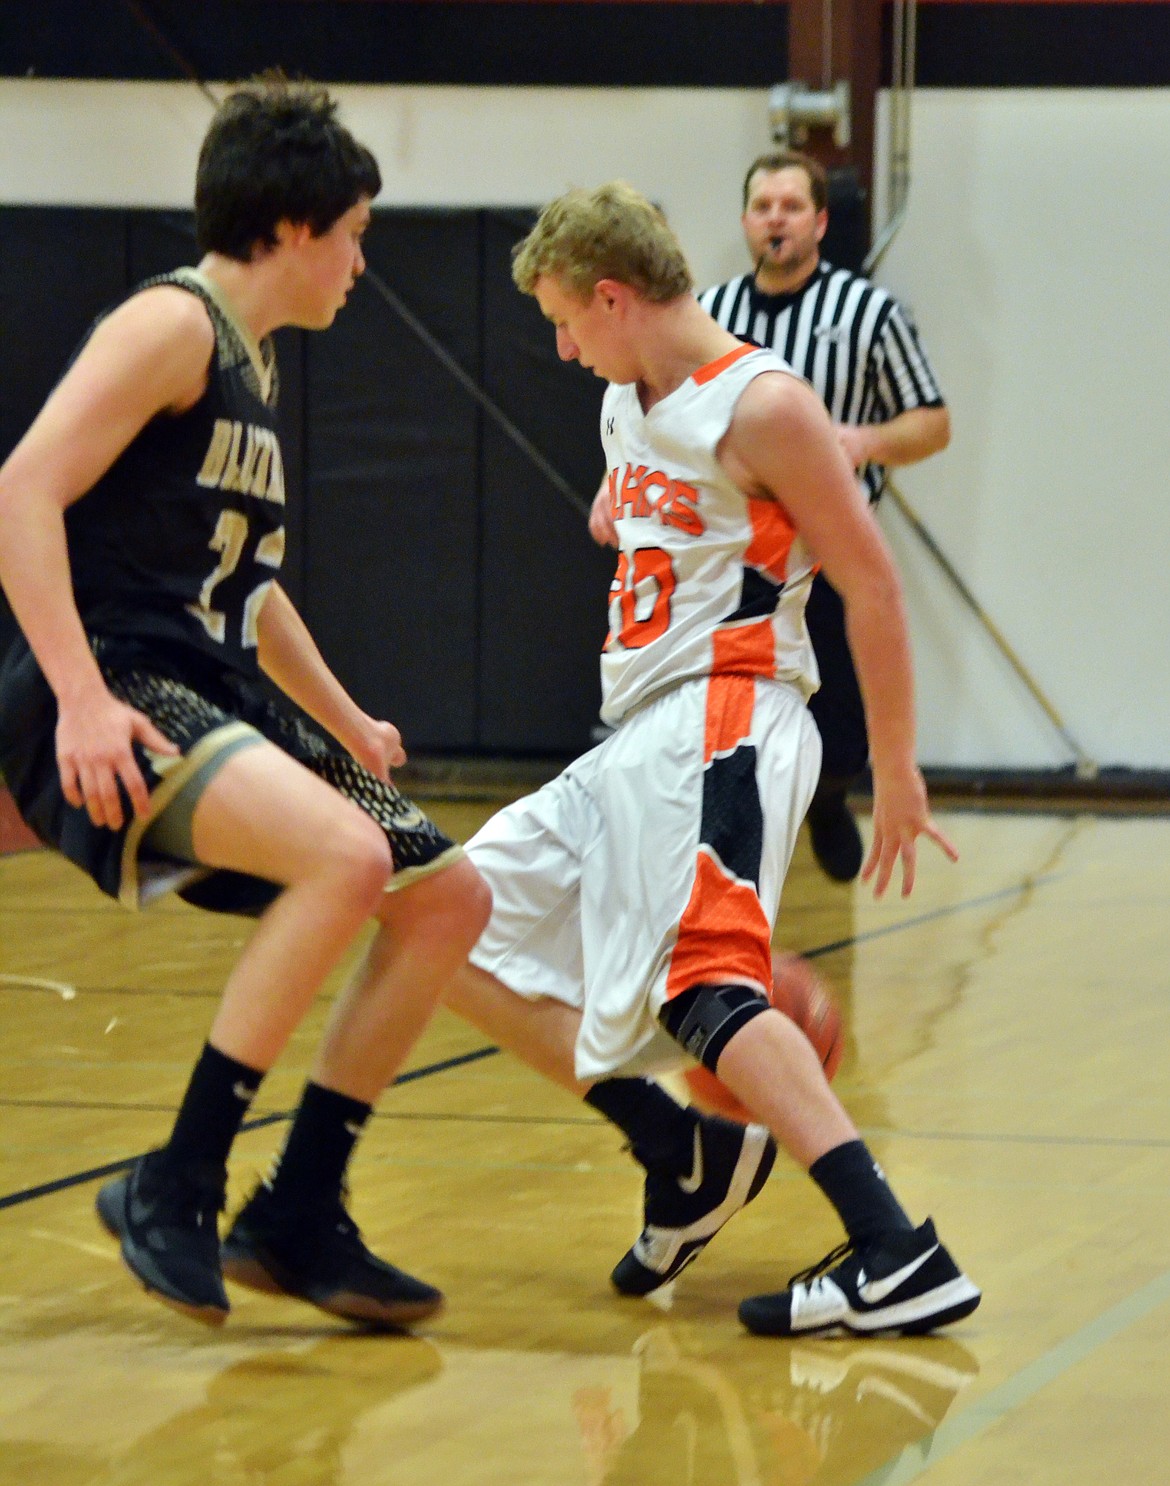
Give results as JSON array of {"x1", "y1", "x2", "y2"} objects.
[{"x1": 0, "y1": 76, "x2": 490, "y2": 1328}]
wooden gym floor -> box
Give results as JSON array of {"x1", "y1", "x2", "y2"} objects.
[{"x1": 1, "y1": 794, "x2": 1168, "y2": 1485}]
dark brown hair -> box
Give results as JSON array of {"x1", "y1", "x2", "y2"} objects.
[
  {"x1": 741, "y1": 150, "x2": 828, "y2": 213},
  {"x1": 195, "y1": 72, "x2": 381, "y2": 261}
]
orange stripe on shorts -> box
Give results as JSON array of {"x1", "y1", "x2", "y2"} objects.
[
  {"x1": 665, "y1": 849, "x2": 772, "y2": 1002},
  {"x1": 703, "y1": 672, "x2": 755, "y2": 762}
]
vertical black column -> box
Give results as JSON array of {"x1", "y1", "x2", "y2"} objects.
[
  {"x1": 478, "y1": 208, "x2": 611, "y2": 755},
  {"x1": 302, "y1": 209, "x2": 480, "y2": 748},
  {"x1": 0, "y1": 206, "x2": 127, "y2": 657}
]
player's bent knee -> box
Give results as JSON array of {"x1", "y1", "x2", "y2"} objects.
[
  {"x1": 461, "y1": 861, "x2": 494, "y2": 942},
  {"x1": 326, "y1": 809, "x2": 395, "y2": 905},
  {"x1": 659, "y1": 982, "x2": 771, "y2": 1073},
  {"x1": 426, "y1": 857, "x2": 493, "y2": 949},
  {"x1": 383, "y1": 855, "x2": 492, "y2": 952}
]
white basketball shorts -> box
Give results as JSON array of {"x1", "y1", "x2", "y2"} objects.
[{"x1": 467, "y1": 673, "x2": 821, "y2": 1081}]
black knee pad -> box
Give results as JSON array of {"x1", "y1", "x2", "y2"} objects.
[{"x1": 659, "y1": 982, "x2": 771, "y2": 1073}]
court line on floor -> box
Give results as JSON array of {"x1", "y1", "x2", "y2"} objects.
[
  {"x1": 0, "y1": 874, "x2": 1057, "y2": 1004},
  {"x1": 861, "y1": 1125, "x2": 1170, "y2": 1151},
  {"x1": 0, "y1": 873, "x2": 1060, "y2": 1214},
  {"x1": 0, "y1": 1100, "x2": 605, "y2": 1136},
  {"x1": 4, "y1": 1095, "x2": 1165, "y2": 1154},
  {"x1": 0, "y1": 1045, "x2": 502, "y2": 1212},
  {"x1": 855, "y1": 1268, "x2": 1170, "y2": 1486},
  {"x1": 804, "y1": 873, "x2": 1059, "y2": 960}
]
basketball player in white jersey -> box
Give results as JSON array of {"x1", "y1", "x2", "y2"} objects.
[{"x1": 444, "y1": 182, "x2": 980, "y2": 1338}]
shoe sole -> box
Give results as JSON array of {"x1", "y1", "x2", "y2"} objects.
[
  {"x1": 859, "y1": 1284, "x2": 982, "y2": 1337},
  {"x1": 222, "y1": 1241, "x2": 445, "y2": 1330},
  {"x1": 117, "y1": 1253, "x2": 230, "y2": 1327},
  {"x1": 96, "y1": 1181, "x2": 229, "y2": 1328},
  {"x1": 741, "y1": 1278, "x2": 981, "y2": 1338}
]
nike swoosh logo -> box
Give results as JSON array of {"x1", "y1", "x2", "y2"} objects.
[
  {"x1": 232, "y1": 1081, "x2": 256, "y2": 1103},
  {"x1": 677, "y1": 1125, "x2": 704, "y2": 1195},
  {"x1": 857, "y1": 1244, "x2": 939, "y2": 1305}
]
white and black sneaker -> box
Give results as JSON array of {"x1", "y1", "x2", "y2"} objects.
[
  {"x1": 738, "y1": 1218, "x2": 980, "y2": 1336},
  {"x1": 612, "y1": 1115, "x2": 777, "y2": 1296}
]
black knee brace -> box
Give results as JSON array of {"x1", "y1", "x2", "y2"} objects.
[{"x1": 659, "y1": 982, "x2": 771, "y2": 1072}]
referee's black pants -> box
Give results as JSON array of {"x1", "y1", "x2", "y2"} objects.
[{"x1": 805, "y1": 571, "x2": 869, "y2": 798}]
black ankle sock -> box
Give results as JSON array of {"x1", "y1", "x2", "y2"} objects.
[
  {"x1": 266, "y1": 1082, "x2": 372, "y2": 1208},
  {"x1": 584, "y1": 1077, "x2": 697, "y2": 1172},
  {"x1": 809, "y1": 1139, "x2": 914, "y2": 1245},
  {"x1": 164, "y1": 1042, "x2": 264, "y2": 1171}
]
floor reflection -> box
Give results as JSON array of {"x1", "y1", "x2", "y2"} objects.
[
  {"x1": 574, "y1": 1324, "x2": 978, "y2": 1486},
  {"x1": 54, "y1": 1333, "x2": 446, "y2": 1486},
  {"x1": 0, "y1": 1315, "x2": 978, "y2": 1486}
]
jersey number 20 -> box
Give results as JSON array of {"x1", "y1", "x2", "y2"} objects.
[{"x1": 610, "y1": 547, "x2": 676, "y2": 649}]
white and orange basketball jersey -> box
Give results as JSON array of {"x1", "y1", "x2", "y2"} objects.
[{"x1": 598, "y1": 342, "x2": 819, "y2": 727}]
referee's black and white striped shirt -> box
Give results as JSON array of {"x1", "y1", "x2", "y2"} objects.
[{"x1": 699, "y1": 261, "x2": 945, "y2": 504}]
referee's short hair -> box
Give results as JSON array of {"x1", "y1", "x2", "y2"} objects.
[{"x1": 742, "y1": 150, "x2": 828, "y2": 213}]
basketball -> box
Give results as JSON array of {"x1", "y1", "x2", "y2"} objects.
[{"x1": 681, "y1": 950, "x2": 843, "y2": 1122}]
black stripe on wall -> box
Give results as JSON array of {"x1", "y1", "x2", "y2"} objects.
[
  {"x1": 916, "y1": 4, "x2": 1170, "y2": 88},
  {"x1": 2, "y1": 3, "x2": 1169, "y2": 91},
  {"x1": 2, "y1": 1, "x2": 790, "y2": 88}
]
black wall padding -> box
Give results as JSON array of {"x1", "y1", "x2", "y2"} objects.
[
  {"x1": 3, "y1": 0, "x2": 791, "y2": 88},
  {"x1": 6, "y1": 0, "x2": 1170, "y2": 89},
  {"x1": 0, "y1": 204, "x2": 610, "y2": 757},
  {"x1": 0, "y1": 208, "x2": 126, "y2": 462},
  {"x1": 303, "y1": 210, "x2": 481, "y2": 750},
  {"x1": 478, "y1": 210, "x2": 610, "y2": 753},
  {"x1": 0, "y1": 208, "x2": 127, "y2": 661}
]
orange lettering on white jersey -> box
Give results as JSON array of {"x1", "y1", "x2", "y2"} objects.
[{"x1": 598, "y1": 345, "x2": 819, "y2": 727}]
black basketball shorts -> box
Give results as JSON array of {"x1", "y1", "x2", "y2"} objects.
[{"x1": 0, "y1": 634, "x2": 459, "y2": 913}]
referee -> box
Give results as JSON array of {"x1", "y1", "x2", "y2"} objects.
[{"x1": 700, "y1": 150, "x2": 951, "y2": 882}]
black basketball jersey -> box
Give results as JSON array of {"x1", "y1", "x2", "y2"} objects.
[{"x1": 65, "y1": 268, "x2": 286, "y2": 679}]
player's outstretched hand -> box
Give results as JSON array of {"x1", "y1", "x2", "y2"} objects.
[
  {"x1": 862, "y1": 764, "x2": 959, "y2": 899},
  {"x1": 56, "y1": 692, "x2": 178, "y2": 831}
]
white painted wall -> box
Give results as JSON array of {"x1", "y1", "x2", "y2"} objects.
[
  {"x1": 0, "y1": 79, "x2": 762, "y2": 280},
  {"x1": 875, "y1": 90, "x2": 1170, "y2": 773},
  {"x1": 2, "y1": 80, "x2": 1166, "y2": 770}
]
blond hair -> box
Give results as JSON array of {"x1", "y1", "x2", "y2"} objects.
[{"x1": 512, "y1": 182, "x2": 693, "y2": 303}]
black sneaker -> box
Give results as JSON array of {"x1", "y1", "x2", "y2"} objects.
[
  {"x1": 95, "y1": 1150, "x2": 229, "y2": 1325},
  {"x1": 738, "y1": 1218, "x2": 981, "y2": 1336},
  {"x1": 807, "y1": 795, "x2": 864, "y2": 883},
  {"x1": 221, "y1": 1182, "x2": 444, "y2": 1330},
  {"x1": 611, "y1": 1116, "x2": 777, "y2": 1296}
]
